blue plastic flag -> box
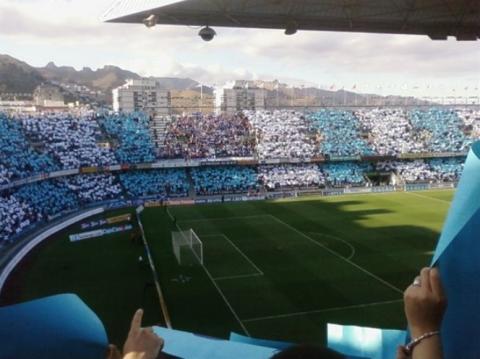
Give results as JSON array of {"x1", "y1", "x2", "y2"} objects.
[
  {"x1": 432, "y1": 142, "x2": 480, "y2": 358},
  {"x1": 327, "y1": 323, "x2": 407, "y2": 359},
  {"x1": 154, "y1": 326, "x2": 278, "y2": 358},
  {"x1": 229, "y1": 332, "x2": 293, "y2": 350},
  {"x1": 0, "y1": 294, "x2": 108, "y2": 359}
]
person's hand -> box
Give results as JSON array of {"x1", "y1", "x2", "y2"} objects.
[
  {"x1": 403, "y1": 267, "x2": 447, "y2": 338},
  {"x1": 395, "y1": 345, "x2": 409, "y2": 359},
  {"x1": 123, "y1": 309, "x2": 164, "y2": 359},
  {"x1": 106, "y1": 344, "x2": 122, "y2": 359}
]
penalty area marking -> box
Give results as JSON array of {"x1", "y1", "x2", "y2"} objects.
[
  {"x1": 267, "y1": 214, "x2": 404, "y2": 295},
  {"x1": 308, "y1": 232, "x2": 356, "y2": 260},
  {"x1": 202, "y1": 233, "x2": 264, "y2": 279},
  {"x1": 173, "y1": 220, "x2": 251, "y2": 336},
  {"x1": 242, "y1": 299, "x2": 403, "y2": 323}
]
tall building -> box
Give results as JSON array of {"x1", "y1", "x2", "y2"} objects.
[
  {"x1": 221, "y1": 81, "x2": 266, "y2": 114},
  {"x1": 33, "y1": 84, "x2": 66, "y2": 108},
  {"x1": 112, "y1": 79, "x2": 171, "y2": 115}
]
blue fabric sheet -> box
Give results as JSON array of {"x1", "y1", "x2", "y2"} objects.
[
  {"x1": 229, "y1": 332, "x2": 293, "y2": 350},
  {"x1": 0, "y1": 294, "x2": 108, "y2": 359},
  {"x1": 154, "y1": 327, "x2": 277, "y2": 359},
  {"x1": 432, "y1": 141, "x2": 480, "y2": 358},
  {"x1": 327, "y1": 323, "x2": 407, "y2": 359}
]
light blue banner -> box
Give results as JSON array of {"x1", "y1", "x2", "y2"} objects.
[
  {"x1": 154, "y1": 326, "x2": 278, "y2": 358},
  {"x1": 327, "y1": 323, "x2": 407, "y2": 359},
  {"x1": 431, "y1": 141, "x2": 480, "y2": 358},
  {"x1": 0, "y1": 294, "x2": 108, "y2": 359}
]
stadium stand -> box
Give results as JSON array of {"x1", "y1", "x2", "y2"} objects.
[
  {"x1": 247, "y1": 110, "x2": 318, "y2": 159},
  {"x1": 356, "y1": 108, "x2": 425, "y2": 155},
  {"x1": 119, "y1": 169, "x2": 189, "y2": 198},
  {"x1": 428, "y1": 158, "x2": 465, "y2": 182},
  {"x1": 21, "y1": 114, "x2": 117, "y2": 169},
  {"x1": 310, "y1": 109, "x2": 375, "y2": 156},
  {"x1": 408, "y1": 109, "x2": 470, "y2": 153},
  {"x1": 259, "y1": 164, "x2": 325, "y2": 190},
  {"x1": 99, "y1": 113, "x2": 156, "y2": 164},
  {"x1": 0, "y1": 108, "x2": 476, "y2": 244},
  {"x1": 376, "y1": 160, "x2": 434, "y2": 183},
  {"x1": 14, "y1": 180, "x2": 79, "y2": 218},
  {"x1": 458, "y1": 108, "x2": 480, "y2": 139},
  {"x1": 191, "y1": 166, "x2": 258, "y2": 195},
  {"x1": 323, "y1": 162, "x2": 371, "y2": 186},
  {"x1": 60, "y1": 174, "x2": 123, "y2": 204},
  {"x1": 0, "y1": 193, "x2": 38, "y2": 244},
  {"x1": 161, "y1": 113, "x2": 255, "y2": 159},
  {"x1": 0, "y1": 114, "x2": 58, "y2": 184}
]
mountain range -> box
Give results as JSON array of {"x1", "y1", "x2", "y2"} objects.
[
  {"x1": 0, "y1": 54, "x2": 425, "y2": 107},
  {"x1": 0, "y1": 54, "x2": 210, "y2": 104}
]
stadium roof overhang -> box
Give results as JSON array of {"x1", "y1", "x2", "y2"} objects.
[{"x1": 103, "y1": 0, "x2": 480, "y2": 41}]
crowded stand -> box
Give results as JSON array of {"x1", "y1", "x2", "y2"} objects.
[
  {"x1": 99, "y1": 113, "x2": 156, "y2": 164},
  {"x1": 21, "y1": 114, "x2": 117, "y2": 169},
  {"x1": 161, "y1": 113, "x2": 255, "y2": 159},
  {"x1": 246, "y1": 110, "x2": 318, "y2": 159},
  {"x1": 428, "y1": 158, "x2": 464, "y2": 182},
  {"x1": 0, "y1": 107, "x2": 476, "y2": 245},
  {"x1": 0, "y1": 194, "x2": 38, "y2": 244},
  {"x1": 457, "y1": 108, "x2": 480, "y2": 139},
  {"x1": 14, "y1": 180, "x2": 79, "y2": 218},
  {"x1": 310, "y1": 110, "x2": 375, "y2": 156},
  {"x1": 409, "y1": 109, "x2": 470, "y2": 153},
  {"x1": 60, "y1": 174, "x2": 123, "y2": 204},
  {"x1": 0, "y1": 114, "x2": 58, "y2": 184},
  {"x1": 356, "y1": 108, "x2": 426, "y2": 155},
  {"x1": 191, "y1": 166, "x2": 258, "y2": 195},
  {"x1": 259, "y1": 164, "x2": 325, "y2": 190},
  {"x1": 119, "y1": 169, "x2": 189, "y2": 198},
  {"x1": 323, "y1": 162, "x2": 371, "y2": 186}
]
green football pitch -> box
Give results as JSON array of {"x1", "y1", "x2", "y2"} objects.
[{"x1": 1, "y1": 190, "x2": 454, "y2": 346}]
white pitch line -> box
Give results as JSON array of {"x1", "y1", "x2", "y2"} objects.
[
  {"x1": 198, "y1": 233, "x2": 264, "y2": 279},
  {"x1": 309, "y1": 232, "x2": 356, "y2": 260},
  {"x1": 214, "y1": 273, "x2": 264, "y2": 281},
  {"x1": 242, "y1": 299, "x2": 403, "y2": 323},
  {"x1": 166, "y1": 206, "x2": 175, "y2": 221},
  {"x1": 174, "y1": 222, "x2": 250, "y2": 336},
  {"x1": 405, "y1": 191, "x2": 451, "y2": 205},
  {"x1": 267, "y1": 215, "x2": 404, "y2": 295},
  {"x1": 177, "y1": 214, "x2": 270, "y2": 224},
  {"x1": 219, "y1": 233, "x2": 264, "y2": 276}
]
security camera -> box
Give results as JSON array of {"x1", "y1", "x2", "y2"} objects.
[
  {"x1": 285, "y1": 20, "x2": 298, "y2": 35},
  {"x1": 143, "y1": 14, "x2": 157, "y2": 28},
  {"x1": 199, "y1": 26, "x2": 216, "y2": 41}
]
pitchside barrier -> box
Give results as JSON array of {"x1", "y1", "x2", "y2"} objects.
[
  {"x1": 135, "y1": 207, "x2": 172, "y2": 329},
  {"x1": 0, "y1": 207, "x2": 104, "y2": 295}
]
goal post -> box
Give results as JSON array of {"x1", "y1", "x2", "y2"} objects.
[{"x1": 172, "y1": 229, "x2": 203, "y2": 266}]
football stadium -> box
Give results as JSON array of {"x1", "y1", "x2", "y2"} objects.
[{"x1": 0, "y1": 1, "x2": 479, "y2": 359}]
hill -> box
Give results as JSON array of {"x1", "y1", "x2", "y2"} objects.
[
  {"x1": 0, "y1": 55, "x2": 45, "y2": 94},
  {"x1": 38, "y1": 62, "x2": 141, "y2": 93}
]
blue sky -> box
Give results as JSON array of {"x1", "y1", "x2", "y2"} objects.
[{"x1": 0, "y1": 0, "x2": 479, "y2": 98}]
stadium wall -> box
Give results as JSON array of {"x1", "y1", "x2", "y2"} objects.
[
  {"x1": 0, "y1": 207, "x2": 104, "y2": 295},
  {"x1": 0, "y1": 153, "x2": 467, "y2": 191}
]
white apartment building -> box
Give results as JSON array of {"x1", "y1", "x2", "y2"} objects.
[
  {"x1": 112, "y1": 79, "x2": 171, "y2": 115},
  {"x1": 221, "y1": 81, "x2": 266, "y2": 114}
]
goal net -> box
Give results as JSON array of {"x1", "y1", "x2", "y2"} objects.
[{"x1": 172, "y1": 229, "x2": 203, "y2": 266}]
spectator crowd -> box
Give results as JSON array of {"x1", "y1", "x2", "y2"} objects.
[
  {"x1": 160, "y1": 113, "x2": 255, "y2": 159},
  {"x1": 0, "y1": 108, "x2": 478, "y2": 245}
]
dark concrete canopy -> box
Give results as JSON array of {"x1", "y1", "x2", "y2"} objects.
[{"x1": 103, "y1": 0, "x2": 480, "y2": 40}]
